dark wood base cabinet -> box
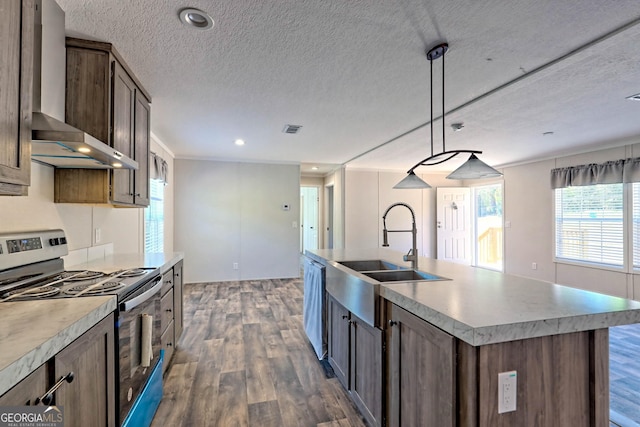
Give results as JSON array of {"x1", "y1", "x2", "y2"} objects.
[
  {"x1": 0, "y1": 313, "x2": 115, "y2": 427},
  {"x1": 385, "y1": 302, "x2": 609, "y2": 427},
  {"x1": 327, "y1": 295, "x2": 383, "y2": 427},
  {"x1": 386, "y1": 302, "x2": 455, "y2": 427},
  {"x1": 160, "y1": 260, "x2": 184, "y2": 374},
  {"x1": 54, "y1": 313, "x2": 116, "y2": 427}
]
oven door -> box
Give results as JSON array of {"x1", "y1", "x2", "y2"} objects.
[{"x1": 116, "y1": 275, "x2": 162, "y2": 424}]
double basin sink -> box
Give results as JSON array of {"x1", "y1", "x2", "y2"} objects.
[
  {"x1": 324, "y1": 258, "x2": 449, "y2": 327},
  {"x1": 337, "y1": 259, "x2": 448, "y2": 283}
]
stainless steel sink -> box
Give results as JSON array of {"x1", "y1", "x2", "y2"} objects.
[
  {"x1": 362, "y1": 269, "x2": 448, "y2": 283},
  {"x1": 338, "y1": 259, "x2": 407, "y2": 272}
]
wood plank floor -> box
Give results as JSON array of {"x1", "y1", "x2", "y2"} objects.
[
  {"x1": 610, "y1": 324, "x2": 640, "y2": 427},
  {"x1": 151, "y1": 278, "x2": 367, "y2": 427},
  {"x1": 150, "y1": 275, "x2": 640, "y2": 427}
]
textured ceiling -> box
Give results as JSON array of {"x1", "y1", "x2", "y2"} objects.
[{"x1": 56, "y1": 0, "x2": 640, "y2": 174}]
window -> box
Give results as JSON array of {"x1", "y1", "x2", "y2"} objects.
[
  {"x1": 474, "y1": 184, "x2": 503, "y2": 271},
  {"x1": 144, "y1": 179, "x2": 164, "y2": 253},
  {"x1": 633, "y1": 183, "x2": 640, "y2": 269},
  {"x1": 554, "y1": 184, "x2": 623, "y2": 267}
]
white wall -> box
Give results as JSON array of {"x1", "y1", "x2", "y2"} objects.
[
  {"x1": 0, "y1": 134, "x2": 175, "y2": 265},
  {"x1": 344, "y1": 169, "x2": 462, "y2": 258},
  {"x1": 344, "y1": 142, "x2": 640, "y2": 300},
  {"x1": 502, "y1": 144, "x2": 639, "y2": 298},
  {"x1": 173, "y1": 159, "x2": 300, "y2": 283},
  {"x1": 0, "y1": 161, "x2": 142, "y2": 264}
]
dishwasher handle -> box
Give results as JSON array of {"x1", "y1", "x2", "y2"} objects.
[{"x1": 119, "y1": 276, "x2": 162, "y2": 312}]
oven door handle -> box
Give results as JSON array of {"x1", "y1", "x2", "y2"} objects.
[{"x1": 119, "y1": 276, "x2": 162, "y2": 312}]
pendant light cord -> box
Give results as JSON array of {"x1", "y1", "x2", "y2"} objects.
[
  {"x1": 442, "y1": 52, "x2": 445, "y2": 153},
  {"x1": 430, "y1": 57, "x2": 434, "y2": 157}
]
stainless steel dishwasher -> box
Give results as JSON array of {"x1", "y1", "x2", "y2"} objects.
[{"x1": 303, "y1": 257, "x2": 326, "y2": 359}]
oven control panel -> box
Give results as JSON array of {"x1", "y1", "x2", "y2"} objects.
[{"x1": 0, "y1": 229, "x2": 68, "y2": 271}]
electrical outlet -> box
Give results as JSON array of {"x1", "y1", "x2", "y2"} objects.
[
  {"x1": 498, "y1": 371, "x2": 517, "y2": 414},
  {"x1": 531, "y1": 262, "x2": 537, "y2": 270},
  {"x1": 233, "y1": 262, "x2": 239, "y2": 270}
]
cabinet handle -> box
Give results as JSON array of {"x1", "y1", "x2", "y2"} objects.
[
  {"x1": 341, "y1": 315, "x2": 348, "y2": 320},
  {"x1": 165, "y1": 308, "x2": 172, "y2": 313},
  {"x1": 37, "y1": 372, "x2": 74, "y2": 405},
  {"x1": 167, "y1": 342, "x2": 173, "y2": 347},
  {"x1": 388, "y1": 320, "x2": 398, "y2": 327}
]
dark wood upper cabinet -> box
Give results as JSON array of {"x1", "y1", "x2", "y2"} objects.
[
  {"x1": 58, "y1": 37, "x2": 151, "y2": 207},
  {"x1": 0, "y1": 0, "x2": 34, "y2": 196}
]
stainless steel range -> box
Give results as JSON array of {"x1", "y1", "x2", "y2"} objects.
[{"x1": 0, "y1": 229, "x2": 163, "y2": 426}]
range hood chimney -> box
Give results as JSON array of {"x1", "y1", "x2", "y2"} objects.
[{"x1": 31, "y1": 0, "x2": 137, "y2": 170}]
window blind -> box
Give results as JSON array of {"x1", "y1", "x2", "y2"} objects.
[
  {"x1": 633, "y1": 183, "x2": 640, "y2": 269},
  {"x1": 555, "y1": 184, "x2": 623, "y2": 267},
  {"x1": 144, "y1": 179, "x2": 164, "y2": 253}
]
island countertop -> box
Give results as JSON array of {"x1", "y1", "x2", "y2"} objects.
[
  {"x1": 0, "y1": 296, "x2": 116, "y2": 396},
  {"x1": 307, "y1": 248, "x2": 640, "y2": 345}
]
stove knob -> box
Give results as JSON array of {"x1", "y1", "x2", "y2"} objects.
[
  {"x1": 49, "y1": 238, "x2": 59, "y2": 246},
  {"x1": 60, "y1": 237, "x2": 67, "y2": 244}
]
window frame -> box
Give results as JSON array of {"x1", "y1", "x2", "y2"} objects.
[{"x1": 553, "y1": 182, "x2": 630, "y2": 273}]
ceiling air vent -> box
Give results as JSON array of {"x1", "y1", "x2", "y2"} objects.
[
  {"x1": 282, "y1": 124, "x2": 302, "y2": 134},
  {"x1": 627, "y1": 93, "x2": 640, "y2": 101}
]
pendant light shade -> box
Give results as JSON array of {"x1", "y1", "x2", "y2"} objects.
[
  {"x1": 446, "y1": 153, "x2": 503, "y2": 180},
  {"x1": 393, "y1": 171, "x2": 432, "y2": 189},
  {"x1": 393, "y1": 42, "x2": 502, "y2": 189}
]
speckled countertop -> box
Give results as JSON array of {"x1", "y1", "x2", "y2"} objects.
[
  {"x1": 0, "y1": 296, "x2": 116, "y2": 396},
  {"x1": 307, "y1": 248, "x2": 640, "y2": 346},
  {"x1": 68, "y1": 252, "x2": 184, "y2": 275},
  {"x1": 0, "y1": 252, "x2": 184, "y2": 396}
]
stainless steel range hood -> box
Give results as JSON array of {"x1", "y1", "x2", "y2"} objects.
[{"x1": 31, "y1": 0, "x2": 137, "y2": 170}]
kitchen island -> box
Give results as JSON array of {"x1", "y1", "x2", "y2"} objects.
[{"x1": 306, "y1": 248, "x2": 640, "y2": 427}]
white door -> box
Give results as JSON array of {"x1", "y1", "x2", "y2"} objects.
[
  {"x1": 436, "y1": 187, "x2": 471, "y2": 265},
  {"x1": 301, "y1": 186, "x2": 319, "y2": 252}
]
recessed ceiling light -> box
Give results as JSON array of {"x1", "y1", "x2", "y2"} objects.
[
  {"x1": 179, "y1": 8, "x2": 214, "y2": 30},
  {"x1": 627, "y1": 93, "x2": 640, "y2": 101},
  {"x1": 234, "y1": 139, "x2": 245, "y2": 146},
  {"x1": 311, "y1": 166, "x2": 319, "y2": 170}
]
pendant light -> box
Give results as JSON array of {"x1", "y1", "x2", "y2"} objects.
[{"x1": 393, "y1": 43, "x2": 502, "y2": 189}]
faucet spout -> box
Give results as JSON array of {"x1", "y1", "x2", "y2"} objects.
[{"x1": 382, "y1": 202, "x2": 418, "y2": 269}]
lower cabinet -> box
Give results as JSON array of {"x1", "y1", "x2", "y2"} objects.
[
  {"x1": 0, "y1": 364, "x2": 47, "y2": 406},
  {"x1": 0, "y1": 313, "x2": 115, "y2": 427},
  {"x1": 327, "y1": 295, "x2": 350, "y2": 388},
  {"x1": 385, "y1": 302, "x2": 455, "y2": 427},
  {"x1": 327, "y1": 295, "x2": 383, "y2": 427},
  {"x1": 160, "y1": 260, "x2": 184, "y2": 374},
  {"x1": 54, "y1": 313, "x2": 116, "y2": 427}
]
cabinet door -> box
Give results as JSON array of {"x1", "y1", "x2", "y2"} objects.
[
  {"x1": 111, "y1": 60, "x2": 135, "y2": 204},
  {"x1": 350, "y1": 314, "x2": 383, "y2": 427},
  {"x1": 161, "y1": 319, "x2": 175, "y2": 374},
  {"x1": 0, "y1": 364, "x2": 47, "y2": 406},
  {"x1": 173, "y1": 261, "x2": 184, "y2": 341},
  {"x1": 54, "y1": 314, "x2": 115, "y2": 427},
  {"x1": 133, "y1": 91, "x2": 150, "y2": 206},
  {"x1": 0, "y1": 0, "x2": 33, "y2": 195},
  {"x1": 327, "y1": 295, "x2": 350, "y2": 389},
  {"x1": 387, "y1": 303, "x2": 456, "y2": 427}
]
